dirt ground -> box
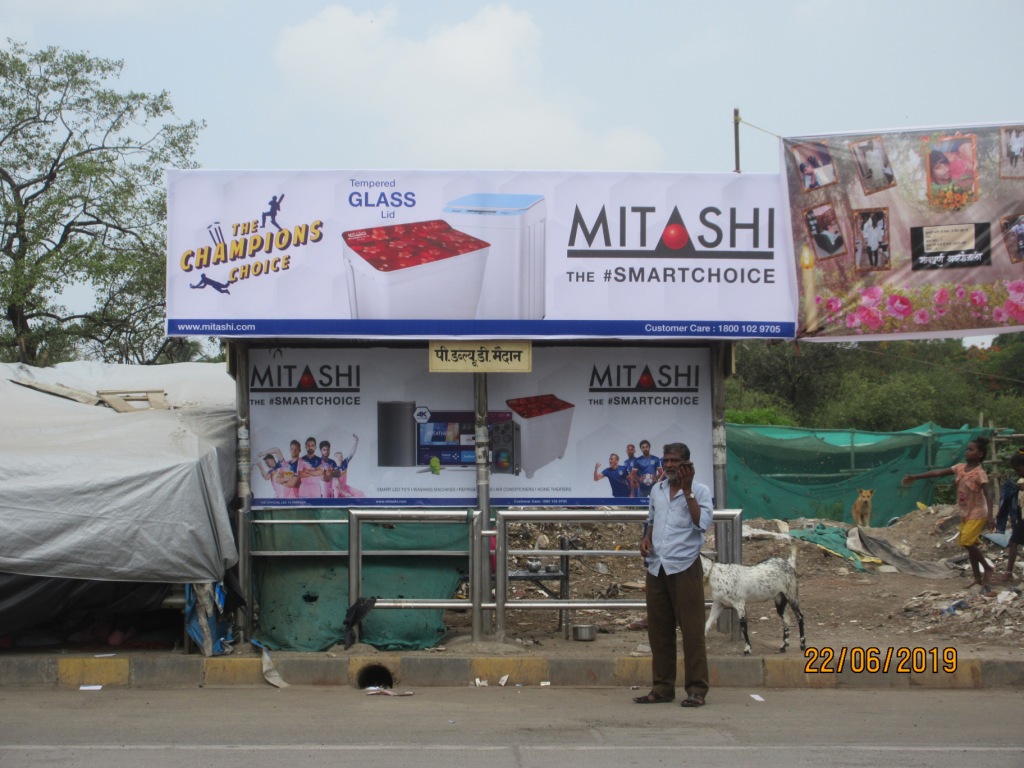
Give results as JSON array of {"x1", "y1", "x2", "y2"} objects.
[{"x1": 432, "y1": 504, "x2": 1024, "y2": 663}]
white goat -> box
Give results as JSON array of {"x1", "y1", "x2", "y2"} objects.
[{"x1": 701, "y1": 543, "x2": 806, "y2": 656}]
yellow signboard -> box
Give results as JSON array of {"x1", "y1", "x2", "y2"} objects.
[{"x1": 429, "y1": 341, "x2": 532, "y2": 373}]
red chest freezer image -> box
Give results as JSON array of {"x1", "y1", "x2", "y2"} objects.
[
  {"x1": 341, "y1": 220, "x2": 490, "y2": 319},
  {"x1": 505, "y1": 394, "x2": 575, "y2": 479}
]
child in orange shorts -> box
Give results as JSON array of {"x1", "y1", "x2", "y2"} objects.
[{"x1": 903, "y1": 437, "x2": 995, "y2": 586}]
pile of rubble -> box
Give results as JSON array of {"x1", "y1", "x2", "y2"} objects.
[{"x1": 901, "y1": 585, "x2": 1024, "y2": 641}]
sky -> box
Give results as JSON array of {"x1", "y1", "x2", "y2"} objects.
[{"x1": 3, "y1": 0, "x2": 1023, "y2": 175}]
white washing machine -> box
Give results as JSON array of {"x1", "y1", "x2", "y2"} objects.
[
  {"x1": 341, "y1": 220, "x2": 489, "y2": 319},
  {"x1": 505, "y1": 394, "x2": 574, "y2": 479},
  {"x1": 442, "y1": 193, "x2": 546, "y2": 320}
]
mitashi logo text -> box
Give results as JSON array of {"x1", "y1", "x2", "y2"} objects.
[
  {"x1": 250, "y1": 363, "x2": 361, "y2": 406},
  {"x1": 588, "y1": 363, "x2": 701, "y2": 406},
  {"x1": 568, "y1": 204, "x2": 774, "y2": 258}
]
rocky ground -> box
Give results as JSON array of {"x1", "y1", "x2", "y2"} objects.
[{"x1": 436, "y1": 504, "x2": 1024, "y2": 663}]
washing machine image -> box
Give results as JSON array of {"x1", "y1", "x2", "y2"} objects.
[
  {"x1": 505, "y1": 394, "x2": 574, "y2": 479},
  {"x1": 342, "y1": 220, "x2": 490, "y2": 319},
  {"x1": 442, "y1": 193, "x2": 546, "y2": 320}
]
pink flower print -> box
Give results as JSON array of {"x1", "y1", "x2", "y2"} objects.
[
  {"x1": 933, "y1": 287, "x2": 950, "y2": 305},
  {"x1": 913, "y1": 309, "x2": 930, "y2": 324},
  {"x1": 856, "y1": 305, "x2": 884, "y2": 330},
  {"x1": 955, "y1": 285, "x2": 967, "y2": 301},
  {"x1": 1007, "y1": 280, "x2": 1024, "y2": 304},
  {"x1": 860, "y1": 286, "x2": 884, "y2": 307},
  {"x1": 969, "y1": 290, "x2": 987, "y2": 308},
  {"x1": 886, "y1": 294, "x2": 914, "y2": 319},
  {"x1": 993, "y1": 306, "x2": 1009, "y2": 323},
  {"x1": 1002, "y1": 299, "x2": 1024, "y2": 324},
  {"x1": 846, "y1": 312, "x2": 861, "y2": 329},
  {"x1": 825, "y1": 296, "x2": 843, "y2": 314}
]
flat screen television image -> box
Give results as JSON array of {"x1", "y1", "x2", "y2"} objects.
[{"x1": 415, "y1": 410, "x2": 519, "y2": 474}]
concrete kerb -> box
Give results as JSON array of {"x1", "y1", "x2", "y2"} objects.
[{"x1": 1, "y1": 651, "x2": 1022, "y2": 689}]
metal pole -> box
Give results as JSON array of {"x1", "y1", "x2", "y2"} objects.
[
  {"x1": 711, "y1": 342, "x2": 729, "y2": 509},
  {"x1": 348, "y1": 511, "x2": 362, "y2": 609},
  {"x1": 470, "y1": 509, "x2": 483, "y2": 642},
  {"x1": 495, "y1": 512, "x2": 507, "y2": 640},
  {"x1": 733, "y1": 108, "x2": 741, "y2": 173},
  {"x1": 710, "y1": 341, "x2": 739, "y2": 639},
  {"x1": 473, "y1": 372, "x2": 492, "y2": 634},
  {"x1": 233, "y1": 341, "x2": 253, "y2": 643}
]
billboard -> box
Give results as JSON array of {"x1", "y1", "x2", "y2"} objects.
[
  {"x1": 167, "y1": 171, "x2": 795, "y2": 340},
  {"x1": 247, "y1": 346, "x2": 712, "y2": 507},
  {"x1": 782, "y1": 122, "x2": 1024, "y2": 340}
]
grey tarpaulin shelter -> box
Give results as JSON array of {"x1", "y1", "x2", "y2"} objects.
[{"x1": 0, "y1": 362, "x2": 239, "y2": 635}]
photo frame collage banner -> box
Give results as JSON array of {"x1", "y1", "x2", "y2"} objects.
[{"x1": 782, "y1": 122, "x2": 1024, "y2": 341}]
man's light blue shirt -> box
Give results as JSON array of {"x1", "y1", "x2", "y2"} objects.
[{"x1": 645, "y1": 478, "x2": 713, "y2": 576}]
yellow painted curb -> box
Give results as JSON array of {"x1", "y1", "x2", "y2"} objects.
[
  {"x1": 763, "y1": 657, "x2": 837, "y2": 689},
  {"x1": 57, "y1": 657, "x2": 130, "y2": 688},
  {"x1": 471, "y1": 657, "x2": 548, "y2": 685},
  {"x1": 613, "y1": 656, "x2": 651, "y2": 686},
  {"x1": 910, "y1": 658, "x2": 982, "y2": 689},
  {"x1": 202, "y1": 657, "x2": 263, "y2": 686}
]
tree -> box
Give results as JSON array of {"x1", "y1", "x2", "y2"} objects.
[
  {"x1": 732, "y1": 338, "x2": 1024, "y2": 433},
  {"x1": 0, "y1": 41, "x2": 203, "y2": 366}
]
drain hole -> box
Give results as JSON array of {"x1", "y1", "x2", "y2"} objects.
[{"x1": 356, "y1": 664, "x2": 394, "y2": 689}]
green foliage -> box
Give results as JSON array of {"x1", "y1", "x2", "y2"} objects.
[
  {"x1": 733, "y1": 338, "x2": 1024, "y2": 434},
  {"x1": 724, "y1": 406, "x2": 798, "y2": 426},
  {"x1": 812, "y1": 501, "x2": 846, "y2": 522},
  {"x1": 723, "y1": 376, "x2": 798, "y2": 425},
  {"x1": 0, "y1": 40, "x2": 203, "y2": 365}
]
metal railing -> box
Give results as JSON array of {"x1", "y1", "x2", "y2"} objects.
[
  {"x1": 251, "y1": 509, "x2": 484, "y2": 641},
  {"x1": 347, "y1": 509, "x2": 484, "y2": 640},
  {"x1": 492, "y1": 509, "x2": 743, "y2": 640},
  {"x1": 251, "y1": 507, "x2": 743, "y2": 643}
]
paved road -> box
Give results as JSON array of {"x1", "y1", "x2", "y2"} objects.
[{"x1": 1, "y1": 686, "x2": 1020, "y2": 767}]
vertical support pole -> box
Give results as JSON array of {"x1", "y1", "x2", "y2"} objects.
[
  {"x1": 233, "y1": 341, "x2": 253, "y2": 643},
  {"x1": 710, "y1": 342, "x2": 739, "y2": 638},
  {"x1": 495, "y1": 512, "x2": 507, "y2": 640},
  {"x1": 470, "y1": 509, "x2": 483, "y2": 642},
  {"x1": 710, "y1": 342, "x2": 729, "y2": 509},
  {"x1": 348, "y1": 512, "x2": 362, "y2": 610},
  {"x1": 733, "y1": 108, "x2": 741, "y2": 173},
  {"x1": 474, "y1": 373, "x2": 493, "y2": 634}
]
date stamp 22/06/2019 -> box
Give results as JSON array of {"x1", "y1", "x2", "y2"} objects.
[{"x1": 804, "y1": 646, "x2": 957, "y2": 674}]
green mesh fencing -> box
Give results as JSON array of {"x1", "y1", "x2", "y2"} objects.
[
  {"x1": 725, "y1": 422, "x2": 992, "y2": 524},
  {"x1": 252, "y1": 510, "x2": 469, "y2": 652}
]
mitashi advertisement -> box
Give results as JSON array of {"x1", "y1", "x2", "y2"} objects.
[
  {"x1": 167, "y1": 170, "x2": 795, "y2": 340},
  {"x1": 248, "y1": 346, "x2": 712, "y2": 507},
  {"x1": 782, "y1": 122, "x2": 1024, "y2": 340}
]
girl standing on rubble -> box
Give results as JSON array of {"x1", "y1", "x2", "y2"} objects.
[{"x1": 902, "y1": 437, "x2": 995, "y2": 587}]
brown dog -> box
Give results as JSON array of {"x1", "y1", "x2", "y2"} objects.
[{"x1": 851, "y1": 488, "x2": 875, "y2": 528}]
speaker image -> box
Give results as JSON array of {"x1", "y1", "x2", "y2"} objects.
[
  {"x1": 376, "y1": 401, "x2": 417, "y2": 467},
  {"x1": 489, "y1": 419, "x2": 521, "y2": 475}
]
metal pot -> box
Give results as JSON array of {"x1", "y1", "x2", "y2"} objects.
[{"x1": 572, "y1": 624, "x2": 597, "y2": 641}]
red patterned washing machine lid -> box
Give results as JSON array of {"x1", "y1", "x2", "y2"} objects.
[
  {"x1": 342, "y1": 220, "x2": 490, "y2": 272},
  {"x1": 505, "y1": 394, "x2": 574, "y2": 418}
]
